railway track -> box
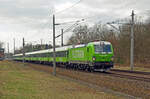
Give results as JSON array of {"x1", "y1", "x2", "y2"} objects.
[
  {"x1": 111, "y1": 69, "x2": 150, "y2": 75},
  {"x1": 62, "y1": 67, "x2": 150, "y2": 83},
  {"x1": 106, "y1": 71, "x2": 150, "y2": 83},
  {"x1": 108, "y1": 69, "x2": 150, "y2": 82},
  {"x1": 33, "y1": 62, "x2": 150, "y2": 83},
  {"x1": 19, "y1": 60, "x2": 150, "y2": 83},
  {"x1": 57, "y1": 65, "x2": 150, "y2": 82}
]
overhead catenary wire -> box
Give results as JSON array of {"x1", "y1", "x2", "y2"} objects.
[
  {"x1": 55, "y1": 15, "x2": 132, "y2": 39},
  {"x1": 55, "y1": 19, "x2": 84, "y2": 38},
  {"x1": 35, "y1": 0, "x2": 83, "y2": 40},
  {"x1": 54, "y1": 0, "x2": 82, "y2": 15},
  {"x1": 28, "y1": 0, "x2": 83, "y2": 37},
  {"x1": 56, "y1": 9, "x2": 149, "y2": 34},
  {"x1": 48, "y1": 0, "x2": 128, "y2": 34}
]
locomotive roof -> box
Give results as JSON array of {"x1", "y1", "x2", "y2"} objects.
[
  {"x1": 26, "y1": 49, "x2": 51, "y2": 55},
  {"x1": 13, "y1": 45, "x2": 73, "y2": 56},
  {"x1": 89, "y1": 41, "x2": 111, "y2": 45},
  {"x1": 13, "y1": 53, "x2": 23, "y2": 56}
]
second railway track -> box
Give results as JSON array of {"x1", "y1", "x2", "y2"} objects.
[
  {"x1": 111, "y1": 69, "x2": 150, "y2": 75},
  {"x1": 106, "y1": 71, "x2": 150, "y2": 83}
]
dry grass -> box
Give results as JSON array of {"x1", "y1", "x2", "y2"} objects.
[
  {"x1": 0, "y1": 60, "x2": 123, "y2": 99},
  {"x1": 114, "y1": 65, "x2": 150, "y2": 72}
]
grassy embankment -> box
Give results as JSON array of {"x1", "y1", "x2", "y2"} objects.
[{"x1": 0, "y1": 61, "x2": 123, "y2": 99}]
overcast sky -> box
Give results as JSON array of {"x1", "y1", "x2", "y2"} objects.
[{"x1": 0, "y1": 0, "x2": 149, "y2": 53}]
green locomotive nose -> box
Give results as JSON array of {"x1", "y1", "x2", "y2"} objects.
[
  {"x1": 93, "y1": 43, "x2": 114, "y2": 63},
  {"x1": 90, "y1": 42, "x2": 114, "y2": 70}
]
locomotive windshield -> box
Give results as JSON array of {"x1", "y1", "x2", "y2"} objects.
[{"x1": 94, "y1": 44, "x2": 111, "y2": 53}]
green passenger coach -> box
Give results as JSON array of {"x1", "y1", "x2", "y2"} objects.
[{"x1": 13, "y1": 41, "x2": 114, "y2": 72}]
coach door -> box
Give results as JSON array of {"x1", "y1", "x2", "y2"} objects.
[{"x1": 87, "y1": 47, "x2": 90, "y2": 62}]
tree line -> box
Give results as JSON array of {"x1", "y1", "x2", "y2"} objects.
[{"x1": 15, "y1": 44, "x2": 53, "y2": 54}]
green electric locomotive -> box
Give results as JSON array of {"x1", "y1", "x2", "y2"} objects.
[
  {"x1": 13, "y1": 41, "x2": 114, "y2": 72},
  {"x1": 68, "y1": 41, "x2": 114, "y2": 71}
]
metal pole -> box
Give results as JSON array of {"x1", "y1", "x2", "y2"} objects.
[
  {"x1": 7, "y1": 43, "x2": 9, "y2": 59},
  {"x1": 14, "y1": 38, "x2": 15, "y2": 54},
  {"x1": 41, "y1": 39, "x2": 43, "y2": 49},
  {"x1": 130, "y1": 10, "x2": 135, "y2": 71},
  {"x1": 61, "y1": 29, "x2": 64, "y2": 46},
  {"x1": 31, "y1": 43, "x2": 33, "y2": 51},
  {"x1": 23, "y1": 38, "x2": 25, "y2": 63},
  {"x1": 41, "y1": 39, "x2": 43, "y2": 45},
  {"x1": 53, "y1": 14, "x2": 56, "y2": 76}
]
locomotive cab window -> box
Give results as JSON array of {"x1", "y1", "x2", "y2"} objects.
[{"x1": 94, "y1": 44, "x2": 111, "y2": 53}]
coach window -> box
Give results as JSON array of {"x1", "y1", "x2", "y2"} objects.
[
  {"x1": 35, "y1": 54, "x2": 37, "y2": 57},
  {"x1": 57, "y1": 52, "x2": 60, "y2": 57},
  {"x1": 59, "y1": 52, "x2": 61, "y2": 57},
  {"x1": 59, "y1": 51, "x2": 64, "y2": 57},
  {"x1": 40, "y1": 54, "x2": 42, "y2": 57},
  {"x1": 45, "y1": 53, "x2": 48, "y2": 57},
  {"x1": 58, "y1": 52, "x2": 61, "y2": 57},
  {"x1": 63, "y1": 51, "x2": 65, "y2": 57},
  {"x1": 60, "y1": 52, "x2": 62, "y2": 57},
  {"x1": 60, "y1": 52, "x2": 63, "y2": 57},
  {"x1": 49, "y1": 53, "x2": 52, "y2": 57},
  {"x1": 42, "y1": 53, "x2": 45, "y2": 57},
  {"x1": 40, "y1": 53, "x2": 43, "y2": 57},
  {"x1": 56, "y1": 52, "x2": 58, "y2": 57},
  {"x1": 44, "y1": 53, "x2": 46, "y2": 57},
  {"x1": 43, "y1": 53, "x2": 44, "y2": 57},
  {"x1": 46, "y1": 53, "x2": 49, "y2": 57},
  {"x1": 44, "y1": 53, "x2": 47, "y2": 57}
]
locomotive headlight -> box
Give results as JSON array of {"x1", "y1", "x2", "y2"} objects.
[
  {"x1": 92, "y1": 57, "x2": 96, "y2": 61},
  {"x1": 111, "y1": 56, "x2": 114, "y2": 61}
]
